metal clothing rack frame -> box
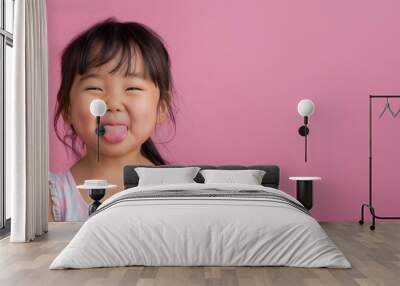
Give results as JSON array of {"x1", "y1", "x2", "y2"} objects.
[{"x1": 359, "y1": 95, "x2": 400, "y2": 230}]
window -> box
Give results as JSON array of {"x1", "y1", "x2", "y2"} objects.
[{"x1": 0, "y1": 0, "x2": 14, "y2": 234}]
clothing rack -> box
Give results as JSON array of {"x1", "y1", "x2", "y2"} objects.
[{"x1": 359, "y1": 95, "x2": 400, "y2": 230}]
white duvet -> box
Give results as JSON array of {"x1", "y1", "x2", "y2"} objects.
[{"x1": 50, "y1": 183, "x2": 351, "y2": 269}]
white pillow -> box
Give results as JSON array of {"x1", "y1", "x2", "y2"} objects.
[
  {"x1": 135, "y1": 167, "x2": 201, "y2": 186},
  {"x1": 200, "y1": 169, "x2": 266, "y2": 185}
]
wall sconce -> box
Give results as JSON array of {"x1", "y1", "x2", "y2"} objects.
[
  {"x1": 297, "y1": 99, "x2": 315, "y2": 162},
  {"x1": 90, "y1": 99, "x2": 107, "y2": 162}
]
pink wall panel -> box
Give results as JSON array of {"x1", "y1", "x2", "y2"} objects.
[{"x1": 46, "y1": 0, "x2": 400, "y2": 221}]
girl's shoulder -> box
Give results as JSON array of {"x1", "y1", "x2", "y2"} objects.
[
  {"x1": 49, "y1": 170, "x2": 88, "y2": 222},
  {"x1": 49, "y1": 170, "x2": 75, "y2": 193},
  {"x1": 49, "y1": 170, "x2": 68, "y2": 182},
  {"x1": 49, "y1": 170, "x2": 79, "y2": 206}
]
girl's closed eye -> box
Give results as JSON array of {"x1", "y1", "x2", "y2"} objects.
[
  {"x1": 126, "y1": 87, "x2": 143, "y2": 92},
  {"x1": 85, "y1": 87, "x2": 103, "y2": 92}
]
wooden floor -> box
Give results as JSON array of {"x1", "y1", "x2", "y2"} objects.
[{"x1": 0, "y1": 222, "x2": 399, "y2": 286}]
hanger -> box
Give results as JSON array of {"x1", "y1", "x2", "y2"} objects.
[
  {"x1": 393, "y1": 106, "x2": 400, "y2": 118},
  {"x1": 379, "y1": 98, "x2": 397, "y2": 118}
]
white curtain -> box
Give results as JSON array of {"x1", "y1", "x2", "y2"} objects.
[{"x1": 7, "y1": 0, "x2": 49, "y2": 242}]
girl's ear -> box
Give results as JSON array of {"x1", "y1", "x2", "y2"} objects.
[{"x1": 157, "y1": 98, "x2": 168, "y2": 124}]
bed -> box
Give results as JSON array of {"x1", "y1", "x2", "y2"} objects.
[{"x1": 49, "y1": 165, "x2": 351, "y2": 269}]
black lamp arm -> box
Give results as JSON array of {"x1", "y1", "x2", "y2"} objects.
[
  {"x1": 298, "y1": 117, "x2": 310, "y2": 137},
  {"x1": 95, "y1": 117, "x2": 106, "y2": 136},
  {"x1": 95, "y1": 116, "x2": 106, "y2": 162},
  {"x1": 297, "y1": 116, "x2": 310, "y2": 162}
]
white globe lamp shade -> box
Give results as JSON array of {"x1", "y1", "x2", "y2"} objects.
[
  {"x1": 297, "y1": 99, "x2": 315, "y2": 117},
  {"x1": 90, "y1": 99, "x2": 107, "y2": 117}
]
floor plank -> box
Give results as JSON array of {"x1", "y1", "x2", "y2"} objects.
[{"x1": 0, "y1": 222, "x2": 399, "y2": 286}]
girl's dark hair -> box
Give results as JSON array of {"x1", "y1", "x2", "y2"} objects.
[{"x1": 54, "y1": 18, "x2": 176, "y2": 165}]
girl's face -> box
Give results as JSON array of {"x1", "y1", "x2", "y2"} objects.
[{"x1": 64, "y1": 51, "x2": 166, "y2": 157}]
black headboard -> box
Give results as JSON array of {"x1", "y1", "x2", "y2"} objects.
[{"x1": 123, "y1": 165, "x2": 280, "y2": 190}]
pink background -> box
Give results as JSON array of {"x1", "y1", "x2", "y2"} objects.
[{"x1": 47, "y1": 0, "x2": 400, "y2": 221}]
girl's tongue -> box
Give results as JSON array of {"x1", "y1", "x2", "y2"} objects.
[{"x1": 103, "y1": 125, "x2": 128, "y2": 144}]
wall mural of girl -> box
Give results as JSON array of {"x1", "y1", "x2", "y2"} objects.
[{"x1": 48, "y1": 18, "x2": 176, "y2": 222}]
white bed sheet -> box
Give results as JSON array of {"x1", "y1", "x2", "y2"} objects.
[{"x1": 50, "y1": 183, "x2": 351, "y2": 269}]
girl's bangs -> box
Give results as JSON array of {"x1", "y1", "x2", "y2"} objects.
[{"x1": 78, "y1": 37, "x2": 141, "y2": 77}]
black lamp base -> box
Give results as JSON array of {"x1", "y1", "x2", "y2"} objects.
[
  {"x1": 298, "y1": 126, "x2": 309, "y2": 136},
  {"x1": 95, "y1": 126, "x2": 105, "y2": 136}
]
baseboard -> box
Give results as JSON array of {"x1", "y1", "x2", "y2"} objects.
[{"x1": 0, "y1": 218, "x2": 11, "y2": 239}]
